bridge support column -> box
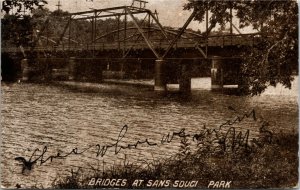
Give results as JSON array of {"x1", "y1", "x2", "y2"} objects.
[
  {"x1": 179, "y1": 64, "x2": 191, "y2": 94},
  {"x1": 21, "y1": 59, "x2": 29, "y2": 81},
  {"x1": 211, "y1": 56, "x2": 223, "y2": 90},
  {"x1": 91, "y1": 59, "x2": 103, "y2": 82},
  {"x1": 154, "y1": 59, "x2": 167, "y2": 92},
  {"x1": 68, "y1": 57, "x2": 76, "y2": 80}
]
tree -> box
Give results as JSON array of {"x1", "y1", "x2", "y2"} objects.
[
  {"x1": 184, "y1": 0, "x2": 298, "y2": 95},
  {"x1": 2, "y1": 0, "x2": 47, "y2": 16},
  {"x1": 1, "y1": 14, "x2": 33, "y2": 46},
  {"x1": 1, "y1": 0, "x2": 48, "y2": 47}
]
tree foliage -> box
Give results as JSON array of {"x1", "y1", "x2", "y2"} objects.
[
  {"x1": 1, "y1": 14, "x2": 34, "y2": 46},
  {"x1": 1, "y1": 0, "x2": 48, "y2": 47},
  {"x1": 185, "y1": 0, "x2": 298, "y2": 95},
  {"x1": 1, "y1": 0, "x2": 47, "y2": 16}
]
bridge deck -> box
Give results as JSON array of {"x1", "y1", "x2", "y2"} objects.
[{"x1": 2, "y1": 34, "x2": 260, "y2": 53}]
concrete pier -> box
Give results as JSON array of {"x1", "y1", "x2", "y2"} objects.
[
  {"x1": 179, "y1": 64, "x2": 191, "y2": 94},
  {"x1": 68, "y1": 57, "x2": 76, "y2": 80},
  {"x1": 154, "y1": 59, "x2": 167, "y2": 91},
  {"x1": 91, "y1": 59, "x2": 103, "y2": 82},
  {"x1": 21, "y1": 59, "x2": 29, "y2": 81},
  {"x1": 211, "y1": 56, "x2": 223, "y2": 90}
]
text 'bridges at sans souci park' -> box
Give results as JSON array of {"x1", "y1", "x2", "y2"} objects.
[{"x1": 3, "y1": 5, "x2": 262, "y2": 93}]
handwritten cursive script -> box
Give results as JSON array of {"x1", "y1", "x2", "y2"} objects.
[{"x1": 15, "y1": 108, "x2": 272, "y2": 173}]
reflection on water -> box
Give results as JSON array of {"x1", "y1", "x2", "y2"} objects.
[{"x1": 1, "y1": 77, "x2": 298, "y2": 188}]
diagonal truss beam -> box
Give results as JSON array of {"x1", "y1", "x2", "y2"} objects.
[
  {"x1": 147, "y1": 10, "x2": 170, "y2": 42},
  {"x1": 195, "y1": 44, "x2": 207, "y2": 59},
  {"x1": 56, "y1": 16, "x2": 72, "y2": 47},
  {"x1": 126, "y1": 7, "x2": 160, "y2": 59},
  {"x1": 162, "y1": 10, "x2": 197, "y2": 59},
  {"x1": 30, "y1": 17, "x2": 50, "y2": 52}
]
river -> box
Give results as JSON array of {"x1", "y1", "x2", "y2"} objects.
[{"x1": 1, "y1": 77, "x2": 298, "y2": 188}]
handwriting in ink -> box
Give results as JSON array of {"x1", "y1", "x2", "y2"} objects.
[
  {"x1": 95, "y1": 125, "x2": 158, "y2": 157},
  {"x1": 15, "y1": 108, "x2": 272, "y2": 173}
]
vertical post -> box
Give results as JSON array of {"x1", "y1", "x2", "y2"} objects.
[
  {"x1": 91, "y1": 16, "x2": 95, "y2": 56},
  {"x1": 154, "y1": 59, "x2": 167, "y2": 92},
  {"x1": 91, "y1": 18, "x2": 94, "y2": 45},
  {"x1": 230, "y1": 3, "x2": 233, "y2": 45},
  {"x1": 147, "y1": 12, "x2": 151, "y2": 39},
  {"x1": 206, "y1": 9, "x2": 208, "y2": 56},
  {"x1": 211, "y1": 56, "x2": 223, "y2": 90},
  {"x1": 21, "y1": 59, "x2": 29, "y2": 81},
  {"x1": 94, "y1": 11, "x2": 97, "y2": 53},
  {"x1": 124, "y1": 9, "x2": 127, "y2": 55},
  {"x1": 46, "y1": 21, "x2": 49, "y2": 49},
  {"x1": 68, "y1": 16, "x2": 71, "y2": 51},
  {"x1": 117, "y1": 15, "x2": 120, "y2": 51},
  {"x1": 179, "y1": 63, "x2": 191, "y2": 94},
  {"x1": 230, "y1": 2, "x2": 233, "y2": 35},
  {"x1": 68, "y1": 57, "x2": 76, "y2": 81}
]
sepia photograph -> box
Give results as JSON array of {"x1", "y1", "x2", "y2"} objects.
[{"x1": 0, "y1": 0, "x2": 298, "y2": 189}]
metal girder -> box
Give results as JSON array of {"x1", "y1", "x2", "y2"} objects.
[
  {"x1": 56, "y1": 17, "x2": 72, "y2": 47},
  {"x1": 70, "y1": 6, "x2": 149, "y2": 17},
  {"x1": 70, "y1": 6, "x2": 128, "y2": 15},
  {"x1": 162, "y1": 10, "x2": 197, "y2": 58},
  {"x1": 72, "y1": 10, "x2": 148, "y2": 21},
  {"x1": 93, "y1": 27, "x2": 186, "y2": 43},
  {"x1": 195, "y1": 44, "x2": 207, "y2": 59},
  {"x1": 124, "y1": 8, "x2": 127, "y2": 55},
  {"x1": 147, "y1": 10, "x2": 170, "y2": 42},
  {"x1": 30, "y1": 17, "x2": 50, "y2": 52},
  {"x1": 233, "y1": 24, "x2": 242, "y2": 34},
  {"x1": 126, "y1": 7, "x2": 160, "y2": 59}
]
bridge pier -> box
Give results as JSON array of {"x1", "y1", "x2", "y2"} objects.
[
  {"x1": 211, "y1": 56, "x2": 223, "y2": 90},
  {"x1": 91, "y1": 59, "x2": 103, "y2": 82},
  {"x1": 154, "y1": 59, "x2": 167, "y2": 92},
  {"x1": 179, "y1": 63, "x2": 191, "y2": 94},
  {"x1": 21, "y1": 59, "x2": 29, "y2": 81},
  {"x1": 68, "y1": 57, "x2": 76, "y2": 80},
  {"x1": 70, "y1": 58, "x2": 103, "y2": 82}
]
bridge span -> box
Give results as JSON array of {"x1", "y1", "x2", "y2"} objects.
[{"x1": 2, "y1": 4, "x2": 261, "y2": 94}]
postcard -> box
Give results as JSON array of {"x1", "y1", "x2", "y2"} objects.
[{"x1": 1, "y1": 0, "x2": 298, "y2": 189}]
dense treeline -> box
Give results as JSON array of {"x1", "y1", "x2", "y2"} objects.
[{"x1": 185, "y1": 0, "x2": 298, "y2": 95}]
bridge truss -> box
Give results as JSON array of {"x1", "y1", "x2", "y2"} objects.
[{"x1": 28, "y1": 5, "x2": 261, "y2": 60}]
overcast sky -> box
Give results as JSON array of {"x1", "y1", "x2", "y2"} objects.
[
  {"x1": 44, "y1": 0, "x2": 221, "y2": 32},
  {"x1": 44, "y1": 0, "x2": 253, "y2": 33},
  {"x1": 44, "y1": 0, "x2": 201, "y2": 29}
]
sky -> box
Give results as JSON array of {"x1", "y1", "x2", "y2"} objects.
[
  {"x1": 44, "y1": 0, "x2": 254, "y2": 33},
  {"x1": 45, "y1": 0, "x2": 202, "y2": 30},
  {"x1": 0, "y1": 0, "x2": 254, "y2": 33}
]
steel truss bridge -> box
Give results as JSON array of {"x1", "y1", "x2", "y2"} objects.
[
  {"x1": 3, "y1": 5, "x2": 261, "y2": 60},
  {"x1": 2, "y1": 4, "x2": 263, "y2": 92}
]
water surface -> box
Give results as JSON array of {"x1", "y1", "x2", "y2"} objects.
[{"x1": 1, "y1": 77, "x2": 298, "y2": 188}]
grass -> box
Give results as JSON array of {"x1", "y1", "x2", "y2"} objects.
[{"x1": 52, "y1": 132, "x2": 298, "y2": 189}]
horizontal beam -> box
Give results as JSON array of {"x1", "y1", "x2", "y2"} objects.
[
  {"x1": 70, "y1": 6, "x2": 127, "y2": 15},
  {"x1": 133, "y1": 0, "x2": 148, "y2": 3},
  {"x1": 33, "y1": 57, "x2": 243, "y2": 61},
  {"x1": 72, "y1": 10, "x2": 148, "y2": 20},
  {"x1": 208, "y1": 33, "x2": 261, "y2": 38},
  {"x1": 70, "y1": 6, "x2": 148, "y2": 16}
]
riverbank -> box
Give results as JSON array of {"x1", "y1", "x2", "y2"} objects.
[{"x1": 53, "y1": 132, "x2": 298, "y2": 189}]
